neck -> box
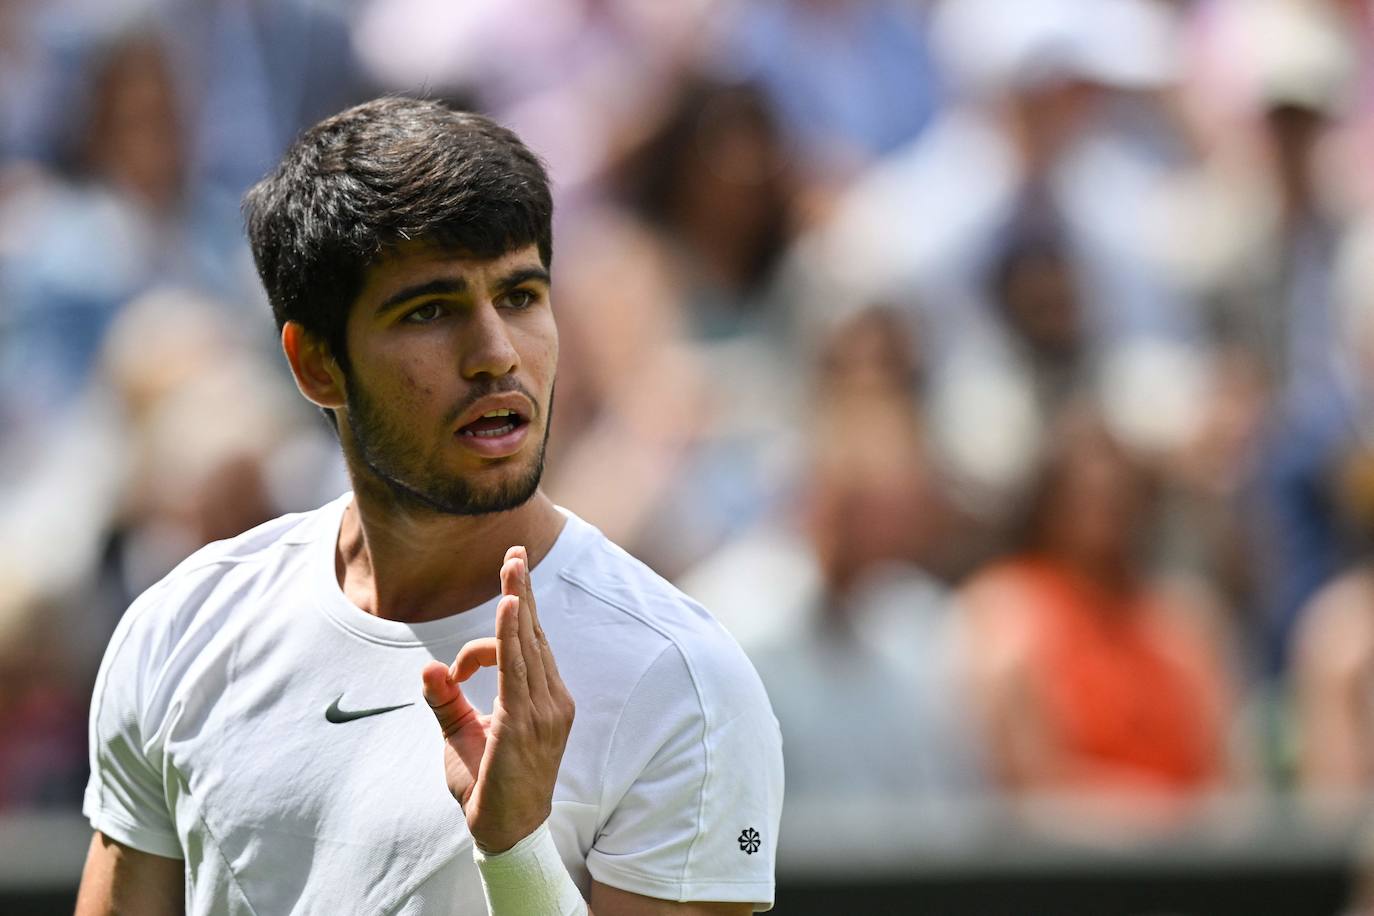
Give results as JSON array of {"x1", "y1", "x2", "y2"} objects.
[
  {"x1": 1057, "y1": 551, "x2": 1135, "y2": 600},
  {"x1": 336, "y1": 480, "x2": 566, "y2": 623}
]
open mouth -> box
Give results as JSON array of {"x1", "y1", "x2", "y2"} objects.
[{"x1": 458, "y1": 408, "x2": 528, "y2": 439}]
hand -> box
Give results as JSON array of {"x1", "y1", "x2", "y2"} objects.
[{"x1": 421, "y1": 546, "x2": 576, "y2": 853}]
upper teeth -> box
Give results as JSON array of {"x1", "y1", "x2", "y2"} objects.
[{"x1": 482, "y1": 409, "x2": 515, "y2": 418}]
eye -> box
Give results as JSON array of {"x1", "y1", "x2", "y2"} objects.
[
  {"x1": 502, "y1": 289, "x2": 538, "y2": 310},
  {"x1": 403, "y1": 301, "x2": 444, "y2": 323}
]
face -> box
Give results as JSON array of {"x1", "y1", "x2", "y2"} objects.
[
  {"x1": 338, "y1": 242, "x2": 557, "y2": 516},
  {"x1": 807, "y1": 397, "x2": 940, "y2": 597},
  {"x1": 89, "y1": 41, "x2": 184, "y2": 209},
  {"x1": 1003, "y1": 251, "x2": 1081, "y2": 359},
  {"x1": 1042, "y1": 438, "x2": 1147, "y2": 570}
]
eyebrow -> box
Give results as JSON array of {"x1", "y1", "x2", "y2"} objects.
[
  {"x1": 376, "y1": 278, "x2": 468, "y2": 315},
  {"x1": 374, "y1": 267, "x2": 551, "y2": 316},
  {"x1": 495, "y1": 266, "x2": 552, "y2": 291}
]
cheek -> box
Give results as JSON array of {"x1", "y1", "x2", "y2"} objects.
[
  {"x1": 393, "y1": 375, "x2": 440, "y2": 422},
  {"x1": 525, "y1": 320, "x2": 559, "y2": 388},
  {"x1": 352, "y1": 359, "x2": 440, "y2": 421},
  {"x1": 545, "y1": 336, "x2": 559, "y2": 385},
  {"x1": 400, "y1": 369, "x2": 435, "y2": 401}
]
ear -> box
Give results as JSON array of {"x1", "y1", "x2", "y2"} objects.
[{"x1": 282, "y1": 321, "x2": 346, "y2": 411}]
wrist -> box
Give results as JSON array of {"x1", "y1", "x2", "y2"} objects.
[
  {"x1": 473, "y1": 820, "x2": 586, "y2": 916},
  {"x1": 472, "y1": 810, "x2": 550, "y2": 856}
]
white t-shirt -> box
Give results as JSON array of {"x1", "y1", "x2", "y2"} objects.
[{"x1": 84, "y1": 494, "x2": 783, "y2": 914}]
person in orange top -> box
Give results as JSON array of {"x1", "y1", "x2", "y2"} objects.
[{"x1": 961, "y1": 411, "x2": 1235, "y2": 830}]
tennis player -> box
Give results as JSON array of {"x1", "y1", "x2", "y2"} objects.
[{"x1": 75, "y1": 97, "x2": 783, "y2": 915}]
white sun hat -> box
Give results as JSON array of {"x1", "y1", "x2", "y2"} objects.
[{"x1": 932, "y1": 0, "x2": 1181, "y2": 97}]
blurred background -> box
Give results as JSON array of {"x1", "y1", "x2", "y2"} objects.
[{"x1": 4, "y1": 0, "x2": 1374, "y2": 912}]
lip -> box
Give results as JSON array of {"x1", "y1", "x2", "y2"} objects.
[
  {"x1": 456, "y1": 421, "x2": 529, "y2": 458},
  {"x1": 452, "y1": 393, "x2": 535, "y2": 459}
]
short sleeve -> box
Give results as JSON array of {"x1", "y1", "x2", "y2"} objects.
[
  {"x1": 587, "y1": 640, "x2": 783, "y2": 910},
  {"x1": 83, "y1": 593, "x2": 184, "y2": 859}
]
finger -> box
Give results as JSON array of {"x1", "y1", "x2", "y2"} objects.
[
  {"x1": 422, "y1": 660, "x2": 478, "y2": 739},
  {"x1": 505, "y1": 556, "x2": 551, "y2": 706},
  {"x1": 499, "y1": 554, "x2": 538, "y2": 683},
  {"x1": 494, "y1": 593, "x2": 527, "y2": 710},
  {"x1": 452, "y1": 637, "x2": 498, "y2": 682},
  {"x1": 501, "y1": 545, "x2": 525, "y2": 602},
  {"x1": 508, "y1": 545, "x2": 537, "y2": 622},
  {"x1": 503, "y1": 548, "x2": 543, "y2": 649},
  {"x1": 511, "y1": 547, "x2": 564, "y2": 694},
  {"x1": 512, "y1": 547, "x2": 551, "y2": 656}
]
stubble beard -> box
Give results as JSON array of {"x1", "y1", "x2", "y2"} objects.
[{"x1": 343, "y1": 375, "x2": 552, "y2": 517}]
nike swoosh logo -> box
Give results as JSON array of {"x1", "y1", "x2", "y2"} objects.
[{"x1": 325, "y1": 695, "x2": 415, "y2": 724}]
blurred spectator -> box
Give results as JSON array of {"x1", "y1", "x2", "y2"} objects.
[
  {"x1": 706, "y1": 308, "x2": 981, "y2": 800},
  {"x1": 1293, "y1": 545, "x2": 1374, "y2": 800},
  {"x1": 0, "y1": 279, "x2": 328, "y2": 812},
  {"x1": 749, "y1": 389, "x2": 984, "y2": 803},
  {"x1": 1291, "y1": 218, "x2": 1374, "y2": 795},
  {"x1": 1155, "y1": 345, "x2": 1270, "y2": 659},
  {"x1": 784, "y1": 0, "x2": 1204, "y2": 509},
  {"x1": 1182, "y1": 0, "x2": 1362, "y2": 400},
  {"x1": 1249, "y1": 214, "x2": 1374, "y2": 682},
  {"x1": 0, "y1": 0, "x2": 166, "y2": 168},
  {"x1": 349, "y1": 0, "x2": 726, "y2": 199},
  {"x1": 0, "y1": 0, "x2": 68, "y2": 164},
  {"x1": 87, "y1": 289, "x2": 342, "y2": 629},
  {"x1": 924, "y1": 214, "x2": 1091, "y2": 517},
  {"x1": 678, "y1": 305, "x2": 934, "y2": 646},
  {"x1": 4, "y1": 0, "x2": 1374, "y2": 863},
  {"x1": 617, "y1": 77, "x2": 798, "y2": 339},
  {"x1": 961, "y1": 412, "x2": 1236, "y2": 830},
  {"x1": 159, "y1": 0, "x2": 363, "y2": 200},
  {"x1": 542, "y1": 212, "x2": 724, "y2": 578},
  {"x1": 710, "y1": 0, "x2": 943, "y2": 183},
  {"x1": 0, "y1": 287, "x2": 341, "y2": 675},
  {"x1": 0, "y1": 613, "x2": 87, "y2": 809},
  {"x1": 0, "y1": 30, "x2": 252, "y2": 432}
]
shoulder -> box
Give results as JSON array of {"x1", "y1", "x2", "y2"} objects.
[
  {"x1": 138, "y1": 502, "x2": 321, "y2": 609},
  {"x1": 97, "y1": 500, "x2": 337, "y2": 694},
  {"x1": 960, "y1": 559, "x2": 1052, "y2": 627},
  {"x1": 958, "y1": 559, "x2": 1053, "y2": 680},
  {"x1": 1295, "y1": 568, "x2": 1374, "y2": 682},
  {"x1": 170, "y1": 500, "x2": 329, "y2": 577},
  {"x1": 554, "y1": 518, "x2": 772, "y2": 720}
]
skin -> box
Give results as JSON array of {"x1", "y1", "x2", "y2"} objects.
[
  {"x1": 1295, "y1": 570, "x2": 1374, "y2": 794},
  {"x1": 77, "y1": 242, "x2": 749, "y2": 915}
]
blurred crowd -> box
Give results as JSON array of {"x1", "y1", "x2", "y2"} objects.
[{"x1": 4, "y1": 0, "x2": 1374, "y2": 844}]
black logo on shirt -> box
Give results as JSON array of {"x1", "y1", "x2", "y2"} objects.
[
  {"x1": 738, "y1": 827, "x2": 761, "y2": 855},
  {"x1": 325, "y1": 695, "x2": 414, "y2": 724}
]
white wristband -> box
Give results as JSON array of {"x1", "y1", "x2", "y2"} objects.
[{"x1": 473, "y1": 820, "x2": 587, "y2": 916}]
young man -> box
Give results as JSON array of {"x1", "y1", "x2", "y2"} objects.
[{"x1": 75, "y1": 97, "x2": 783, "y2": 915}]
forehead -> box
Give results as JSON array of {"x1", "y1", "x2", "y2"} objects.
[{"x1": 355, "y1": 241, "x2": 545, "y2": 305}]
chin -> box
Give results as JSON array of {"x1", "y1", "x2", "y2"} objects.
[{"x1": 411, "y1": 457, "x2": 545, "y2": 517}]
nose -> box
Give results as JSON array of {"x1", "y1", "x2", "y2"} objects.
[{"x1": 459, "y1": 302, "x2": 519, "y2": 380}]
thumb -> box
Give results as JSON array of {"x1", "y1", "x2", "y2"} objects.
[{"x1": 422, "y1": 661, "x2": 478, "y2": 738}]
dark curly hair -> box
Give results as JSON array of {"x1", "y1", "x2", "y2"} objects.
[{"x1": 243, "y1": 96, "x2": 553, "y2": 373}]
